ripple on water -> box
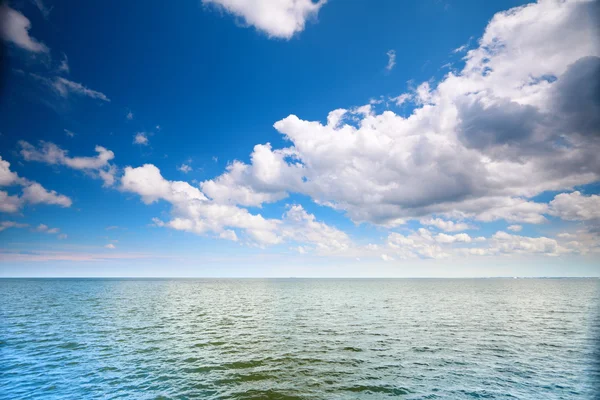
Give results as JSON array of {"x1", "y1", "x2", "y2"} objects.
[{"x1": 0, "y1": 278, "x2": 598, "y2": 400}]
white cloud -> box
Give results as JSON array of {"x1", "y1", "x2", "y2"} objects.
[
  {"x1": 51, "y1": 77, "x2": 110, "y2": 101},
  {"x1": 381, "y1": 254, "x2": 394, "y2": 261},
  {"x1": 0, "y1": 191, "x2": 22, "y2": 213},
  {"x1": 507, "y1": 224, "x2": 522, "y2": 232},
  {"x1": 64, "y1": 129, "x2": 75, "y2": 137},
  {"x1": 198, "y1": 0, "x2": 599, "y2": 230},
  {"x1": 0, "y1": 155, "x2": 72, "y2": 212},
  {"x1": 126, "y1": 111, "x2": 134, "y2": 120},
  {"x1": 121, "y1": 164, "x2": 350, "y2": 250},
  {"x1": 22, "y1": 183, "x2": 72, "y2": 207},
  {"x1": 549, "y1": 191, "x2": 600, "y2": 221},
  {"x1": 201, "y1": 144, "x2": 302, "y2": 207},
  {"x1": 435, "y1": 232, "x2": 472, "y2": 244},
  {"x1": 35, "y1": 224, "x2": 60, "y2": 234},
  {"x1": 19, "y1": 141, "x2": 117, "y2": 187},
  {"x1": 133, "y1": 132, "x2": 149, "y2": 146},
  {"x1": 0, "y1": 221, "x2": 29, "y2": 232},
  {"x1": 385, "y1": 50, "x2": 396, "y2": 71},
  {"x1": 421, "y1": 218, "x2": 471, "y2": 232},
  {"x1": 104, "y1": 243, "x2": 116, "y2": 249},
  {"x1": 178, "y1": 164, "x2": 192, "y2": 173},
  {"x1": 0, "y1": 4, "x2": 48, "y2": 52},
  {"x1": 202, "y1": 0, "x2": 326, "y2": 39}
]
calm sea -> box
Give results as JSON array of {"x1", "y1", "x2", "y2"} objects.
[{"x1": 1, "y1": 278, "x2": 599, "y2": 399}]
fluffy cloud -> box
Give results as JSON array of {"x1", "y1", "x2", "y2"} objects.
[
  {"x1": 201, "y1": 0, "x2": 599, "y2": 229},
  {"x1": 21, "y1": 183, "x2": 72, "y2": 207},
  {"x1": 507, "y1": 225, "x2": 522, "y2": 232},
  {"x1": 202, "y1": 0, "x2": 326, "y2": 39},
  {"x1": 122, "y1": 164, "x2": 349, "y2": 250},
  {"x1": 0, "y1": 155, "x2": 72, "y2": 212},
  {"x1": 0, "y1": 4, "x2": 48, "y2": 52},
  {"x1": 549, "y1": 191, "x2": 600, "y2": 221},
  {"x1": 201, "y1": 144, "x2": 303, "y2": 207},
  {"x1": 19, "y1": 141, "x2": 116, "y2": 187}
]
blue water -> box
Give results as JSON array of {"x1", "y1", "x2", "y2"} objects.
[{"x1": 1, "y1": 278, "x2": 599, "y2": 399}]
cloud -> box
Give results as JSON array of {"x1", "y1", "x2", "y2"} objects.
[
  {"x1": 0, "y1": 155, "x2": 72, "y2": 212},
  {"x1": 64, "y1": 129, "x2": 75, "y2": 137},
  {"x1": 31, "y1": 0, "x2": 53, "y2": 19},
  {"x1": 21, "y1": 183, "x2": 72, "y2": 207},
  {"x1": 385, "y1": 50, "x2": 396, "y2": 71},
  {"x1": 133, "y1": 132, "x2": 149, "y2": 146},
  {"x1": 126, "y1": 111, "x2": 134, "y2": 120},
  {"x1": 420, "y1": 218, "x2": 471, "y2": 232},
  {"x1": 35, "y1": 224, "x2": 61, "y2": 234},
  {"x1": 0, "y1": 4, "x2": 49, "y2": 52},
  {"x1": 0, "y1": 191, "x2": 22, "y2": 213},
  {"x1": 57, "y1": 53, "x2": 69, "y2": 74},
  {"x1": 104, "y1": 244, "x2": 116, "y2": 249},
  {"x1": 19, "y1": 141, "x2": 116, "y2": 187},
  {"x1": 0, "y1": 221, "x2": 29, "y2": 232},
  {"x1": 122, "y1": 164, "x2": 350, "y2": 250},
  {"x1": 51, "y1": 77, "x2": 110, "y2": 101},
  {"x1": 202, "y1": 0, "x2": 326, "y2": 39},
  {"x1": 178, "y1": 164, "x2": 192, "y2": 173},
  {"x1": 199, "y1": 0, "x2": 599, "y2": 229},
  {"x1": 549, "y1": 191, "x2": 600, "y2": 221},
  {"x1": 507, "y1": 225, "x2": 522, "y2": 232}
]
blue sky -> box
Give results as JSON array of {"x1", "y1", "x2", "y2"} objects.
[{"x1": 1, "y1": 0, "x2": 599, "y2": 277}]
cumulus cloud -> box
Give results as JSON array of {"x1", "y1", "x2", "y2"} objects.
[
  {"x1": 0, "y1": 155, "x2": 72, "y2": 212},
  {"x1": 104, "y1": 244, "x2": 116, "y2": 249},
  {"x1": 19, "y1": 141, "x2": 117, "y2": 187},
  {"x1": 202, "y1": 0, "x2": 326, "y2": 39},
  {"x1": 21, "y1": 183, "x2": 72, "y2": 207},
  {"x1": 0, "y1": 4, "x2": 48, "y2": 52},
  {"x1": 549, "y1": 191, "x2": 600, "y2": 221},
  {"x1": 507, "y1": 225, "x2": 522, "y2": 232},
  {"x1": 199, "y1": 0, "x2": 599, "y2": 230},
  {"x1": 121, "y1": 164, "x2": 349, "y2": 250}
]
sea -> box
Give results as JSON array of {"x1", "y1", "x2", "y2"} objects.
[{"x1": 1, "y1": 278, "x2": 599, "y2": 399}]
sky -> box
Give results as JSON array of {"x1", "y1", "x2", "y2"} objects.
[{"x1": 0, "y1": 0, "x2": 599, "y2": 277}]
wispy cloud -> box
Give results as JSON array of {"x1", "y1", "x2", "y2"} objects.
[{"x1": 385, "y1": 50, "x2": 396, "y2": 71}]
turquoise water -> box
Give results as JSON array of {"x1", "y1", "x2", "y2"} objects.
[{"x1": 1, "y1": 278, "x2": 599, "y2": 399}]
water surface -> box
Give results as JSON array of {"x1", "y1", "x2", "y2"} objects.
[{"x1": 1, "y1": 278, "x2": 599, "y2": 399}]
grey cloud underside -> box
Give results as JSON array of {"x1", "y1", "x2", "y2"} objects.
[{"x1": 197, "y1": 0, "x2": 600, "y2": 227}]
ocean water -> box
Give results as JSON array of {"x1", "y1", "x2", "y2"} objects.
[{"x1": 1, "y1": 278, "x2": 599, "y2": 400}]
